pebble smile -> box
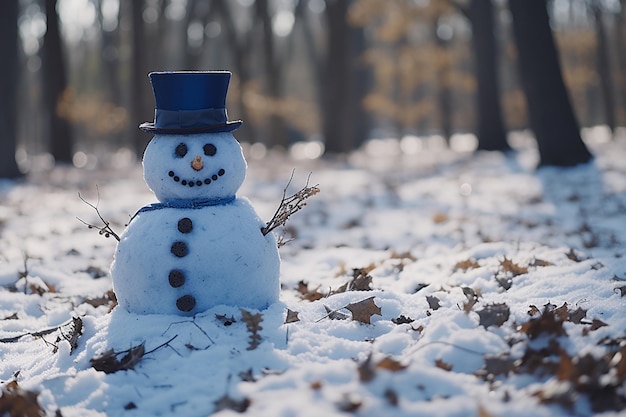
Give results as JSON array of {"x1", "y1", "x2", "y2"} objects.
[{"x1": 168, "y1": 168, "x2": 226, "y2": 187}]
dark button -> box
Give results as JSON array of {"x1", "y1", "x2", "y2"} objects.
[
  {"x1": 171, "y1": 241, "x2": 188, "y2": 257},
  {"x1": 177, "y1": 218, "x2": 193, "y2": 233},
  {"x1": 168, "y1": 269, "x2": 185, "y2": 287},
  {"x1": 176, "y1": 295, "x2": 196, "y2": 312}
]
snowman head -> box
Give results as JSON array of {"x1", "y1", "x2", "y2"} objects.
[{"x1": 143, "y1": 132, "x2": 246, "y2": 202}]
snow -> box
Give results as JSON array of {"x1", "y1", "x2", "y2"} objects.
[{"x1": 1, "y1": 133, "x2": 626, "y2": 416}]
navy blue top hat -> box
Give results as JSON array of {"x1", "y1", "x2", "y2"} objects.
[{"x1": 139, "y1": 71, "x2": 243, "y2": 134}]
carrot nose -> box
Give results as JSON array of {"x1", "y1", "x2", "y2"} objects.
[{"x1": 191, "y1": 156, "x2": 203, "y2": 171}]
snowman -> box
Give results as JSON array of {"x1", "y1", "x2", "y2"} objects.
[{"x1": 110, "y1": 71, "x2": 280, "y2": 315}]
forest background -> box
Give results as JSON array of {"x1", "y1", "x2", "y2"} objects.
[{"x1": 1, "y1": 0, "x2": 625, "y2": 176}]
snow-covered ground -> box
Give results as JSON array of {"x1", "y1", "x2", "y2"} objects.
[{"x1": 1, "y1": 133, "x2": 625, "y2": 417}]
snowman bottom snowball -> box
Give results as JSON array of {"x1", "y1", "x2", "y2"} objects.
[{"x1": 111, "y1": 199, "x2": 280, "y2": 315}]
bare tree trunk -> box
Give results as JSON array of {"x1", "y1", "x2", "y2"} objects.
[
  {"x1": 214, "y1": 0, "x2": 254, "y2": 143},
  {"x1": 130, "y1": 0, "x2": 151, "y2": 157},
  {"x1": 614, "y1": 0, "x2": 626, "y2": 127},
  {"x1": 0, "y1": 0, "x2": 22, "y2": 178},
  {"x1": 509, "y1": 0, "x2": 592, "y2": 167},
  {"x1": 42, "y1": 0, "x2": 74, "y2": 163},
  {"x1": 469, "y1": 0, "x2": 509, "y2": 151},
  {"x1": 433, "y1": 17, "x2": 453, "y2": 144},
  {"x1": 322, "y1": 0, "x2": 368, "y2": 154},
  {"x1": 256, "y1": 0, "x2": 289, "y2": 148},
  {"x1": 591, "y1": 4, "x2": 616, "y2": 136}
]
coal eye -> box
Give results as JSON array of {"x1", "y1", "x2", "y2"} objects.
[
  {"x1": 203, "y1": 144, "x2": 217, "y2": 156},
  {"x1": 175, "y1": 143, "x2": 187, "y2": 157}
]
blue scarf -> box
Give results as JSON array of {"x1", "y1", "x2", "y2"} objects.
[{"x1": 133, "y1": 195, "x2": 236, "y2": 218}]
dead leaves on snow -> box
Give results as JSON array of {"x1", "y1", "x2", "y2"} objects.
[
  {"x1": 319, "y1": 297, "x2": 382, "y2": 325},
  {"x1": 0, "y1": 380, "x2": 45, "y2": 417}
]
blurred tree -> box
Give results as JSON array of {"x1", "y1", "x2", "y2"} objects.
[
  {"x1": 0, "y1": 0, "x2": 22, "y2": 178},
  {"x1": 255, "y1": 0, "x2": 289, "y2": 148},
  {"x1": 214, "y1": 0, "x2": 254, "y2": 143},
  {"x1": 42, "y1": 0, "x2": 74, "y2": 163},
  {"x1": 322, "y1": 0, "x2": 369, "y2": 154},
  {"x1": 96, "y1": 0, "x2": 121, "y2": 106},
  {"x1": 509, "y1": 0, "x2": 592, "y2": 166},
  {"x1": 467, "y1": 0, "x2": 509, "y2": 151},
  {"x1": 129, "y1": 0, "x2": 152, "y2": 157},
  {"x1": 617, "y1": 0, "x2": 626, "y2": 125},
  {"x1": 591, "y1": 2, "x2": 616, "y2": 135},
  {"x1": 432, "y1": 14, "x2": 454, "y2": 143}
]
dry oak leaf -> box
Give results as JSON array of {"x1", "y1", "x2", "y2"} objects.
[
  {"x1": 500, "y1": 256, "x2": 528, "y2": 276},
  {"x1": 519, "y1": 304, "x2": 566, "y2": 339},
  {"x1": 376, "y1": 356, "x2": 408, "y2": 372},
  {"x1": 90, "y1": 344, "x2": 145, "y2": 374},
  {"x1": 285, "y1": 309, "x2": 300, "y2": 324},
  {"x1": 213, "y1": 394, "x2": 251, "y2": 413},
  {"x1": 435, "y1": 359, "x2": 453, "y2": 371},
  {"x1": 454, "y1": 259, "x2": 480, "y2": 272},
  {"x1": 477, "y1": 303, "x2": 510, "y2": 328},
  {"x1": 241, "y1": 309, "x2": 264, "y2": 350},
  {"x1": 345, "y1": 297, "x2": 382, "y2": 324},
  {"x1": 0, "y1": 381, "x2": 45, "y2": 417},
  {"x1": 426, "y1": 295, "x2": 441, "y2": 310}
]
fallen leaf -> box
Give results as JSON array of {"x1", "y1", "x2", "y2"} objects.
[
  {"x1": 376, "y1": 356, "x2": 407, "y2": 372},
  {"x1": 0, "y1": 381, "x2": 45, "y2": 417},
  {"x1": 384, "y1": 389, "x2": 399, "y2": 406},
  {"x1": 477, "y1": 303, "x2": 510, "y2": 328},
  {"x1": 284, "y1": 309, "x2": 300, "y2": 324},
  {"x1": 238, "y1": 369, "x2": 256, "y2": 382},
  {"x1": 357, "y1": 354, "x2": 375, "y2": 382},
  {"x1": 3, "y1": 312, "x2": 18, "y2": 320},
  {"x1": 519, "y1": 304, "x2": 566, "y2": 339},
  {"x1": 333, "y1": 267, "x2": 373, "y2": 294},
  {"x1": 500, "y1": 256, "x2": 528, "y2": 276},
  {"x1": 324, "y1": 305, "x2": 349, "y2": 321},
  {"x1": 83, "y1": 290, "x2": 117, "y2": 309},
  {"x1": 90, "y1": 344, "x2": 145, "y2": 374},
  {"x1": 240, "y1": 309, "x2": 263, "y2": 350},
  {"x1": 413, "y1": 283, "x2": 429, "y2": 293},
  {"x1": 426, "y1": 295, "x2": 441, "y2": 310},
  {"x1": 345, "y1": 297, "x2": 382, "y2": 324},
  {"x1": 530, "y1": 258, "x2": 552, "y2": 267},
  {"x1": 391, "y1": 315, "x2": 414, "y2": 325},
  {"x1": 527, "y1": 305, "x2": 540, "y2": 316},
  {"x1": 432, "y1": 212, "x2": 449, "y2": 223},
  {"x1": 582, "y1": 319, "x2": 608, "y2": 336},
  {"x1": 336, "y1": 393, "x2": 362, "y2": 412},
  {"x1": 478, "y1": 404, "x2": 498, "y2": 417},
  {"x1": 296, "y1": 280, "x2": 325, "y2": 302},
  {"x1": 215, "y1": 314, "x2": 237, "y2": 326},
  {"x1": 213, "y1": 394, "x2": 250, "y2": 413},
  {"x1": 479, "y1": 353, "x2": 516, "y2": 378},
  {"x1": 310, "y1": 380, "x2": 323, "y2": 390},
  {"x1": 566, "y1": 248, "x2": 585, "y2": 262},
  {"x1": 435, "y1": 358, "x2": 453, "y2": 371},
  {"x1": 567, "y1": 307, "x2": 587, "y2": 324},
  {"x1": 454, "y1": 259, "x2": 480, "y2": 272}
]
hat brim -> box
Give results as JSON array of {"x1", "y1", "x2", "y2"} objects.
[{"x1": 139, "y1": 120, "x2": 243, "y2": 134}]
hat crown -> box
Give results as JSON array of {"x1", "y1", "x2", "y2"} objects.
[
  {"x1": 149, "y1": 71, "x2": 230, "y2": 111},
  {"x1": 139, "y1": 71, "x2": 242, "y2": 134}
]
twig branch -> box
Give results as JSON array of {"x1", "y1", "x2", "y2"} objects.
[
  {"x1": 77, "y1": 187, "x2": 121, "y2": 242},
  {"x1": 0, "y1": 317, "x2": 76, "y2": 343},
  {"x1": 261, "y1": 171, "x2": 320, "y2": 238}
]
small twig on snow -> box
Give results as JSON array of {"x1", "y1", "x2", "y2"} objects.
[
  {"x1": 77, "y1": 186, "x2": 121, "y2": 242},
  {"x1": 261, "y1": 170, "x2": 320, "y2": 239}
]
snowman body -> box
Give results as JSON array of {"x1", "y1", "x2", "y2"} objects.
[{"x1": 111, "y1": 132, "x2": 280, "y2": 315}]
